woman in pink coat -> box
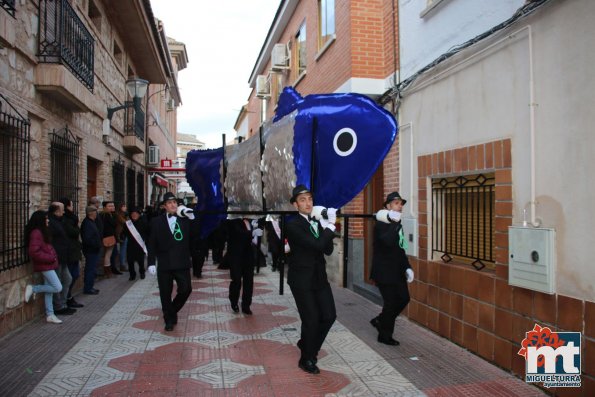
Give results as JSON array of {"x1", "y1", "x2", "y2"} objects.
[{"x1": 24, "y1": 210, "x2": 63, "y2": 324}]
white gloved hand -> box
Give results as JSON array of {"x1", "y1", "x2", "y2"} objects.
[
  {"x1": 148, "y1": 265, "x2": 157, "y2": 276},
  {"x1": 388, "y1": 210, "x2": 401, "y2": 222},
  {"x1": 176, "y1": 205, "x2": 195, "y2": 220},
  {"x1": 251, "y1": 219, "x2": 259, "y2": 228},
  {"x1": 319, "y1": 218, "x2": 336, "y2": 232},
  {"x1": 375, "y1": 209, "x2": 391, "y2": 224},
  {"x1": 284, "y1": 241, "x2": 290, "y2": 253},
  {"x1": 326, "y1": 208, "x2": 337, "y2": 224},
  {"x1": 311, "y1": 206, "x2": 326, "y2": 221},
  {"x1": 406, "y1": 268, "x2": 414, "y2": 283},
  {"x1": 252, "y1": 228, "x2": 263, "y2": 237}
]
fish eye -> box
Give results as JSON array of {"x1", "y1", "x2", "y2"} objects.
[{"x1": 333, "y1": 128, "x2": 357, "y2": 157}]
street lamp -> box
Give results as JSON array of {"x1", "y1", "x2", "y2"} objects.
[{"x1": 106, "y1": 78, "x2": 149, "y2": 121}]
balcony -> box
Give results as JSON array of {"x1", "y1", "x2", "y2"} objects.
[
  {"x1": 1, "y1": 0, "x2": 15, "y2": 17},
  {"x1": 37, "y1": 0, "x2": 94, "y2": 91},
  {"x1": 0, "y1": 1, "x2": 15, "y2": 48},
  {"x1": 123, "y1": 100, "x2": 145, "y2": 154}
]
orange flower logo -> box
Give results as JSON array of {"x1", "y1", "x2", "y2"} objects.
[{"x1": 518, "y1": 324, "x2": 566, "y2": 368}]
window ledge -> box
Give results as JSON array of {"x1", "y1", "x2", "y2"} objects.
[
  {"x1": 315, "y1": 35, "x2": 336, "y2": 61},
  {"x1": 293, "y1": 71, "x2": 307, "y2": 87},
  {"x1": 419, "y1": 0, "x2": 450, "y2": 18}
]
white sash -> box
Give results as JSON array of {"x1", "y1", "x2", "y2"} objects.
[{"x1": 125, "y1": 220, "x2": 147, "y2": 255}]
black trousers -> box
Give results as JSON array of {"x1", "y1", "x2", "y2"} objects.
[
  {"x1": 127, "y1": 252, "x2": 145, "y2": 278},
  {"x1": 229, "y1": 260, "x2": 254, "y2": 308},
  {"x1": 157, "y1": 268, "x2": 192, "y2": 325},
  {"x1": 192, "y1": 239, "x2": 208, "y2": 276},
  {"x1": 377, "y1": 282, "x2": 410, "y2": 339},
  {"x1": 290, "y1": 283, "x2": 336, "y2": 362}
]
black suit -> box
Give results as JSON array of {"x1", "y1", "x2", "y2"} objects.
[
  {"x1": 369, "y1": 220, "x2": 411, "y2": 340},
  {"x1": 125, "y1": 216, "x2": 149, "y2": 279},
  {"x1": 225, "y1": 218, "x2": 255, "y2": 309},
  {"x1": 148, "y1": 214, "x2": 193, "y2": 325},
  {"x1": 285, "y1": 214, "x2": 337, "y2": 362}
]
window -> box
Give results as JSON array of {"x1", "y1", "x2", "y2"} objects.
[
  {"x1": 113, "y1": 40, "x2": 123, "y2": 67},
  {"x1": 318, "y1": 0, "x2": 335, "y2": 49},
  {"x1": 295, "y1": 23, "x2": 307, "y2": 77},
  {"x1": 136, "y1": 171, "x2": 145, "y2": 208},
  {"x1": 88, "y1": 0, "x2": 101, "y2": 32},
  {"x1": 112, "y1": 159, "x2": 125, "y2": 206},
  {"x1": 50, "y1": 127, "x2": 80, "y2": 212},
  {"x1": 0, "y1": 94, "x2": 30, "y2": 272},
  {"x1": 432, "y1": 173, "x2": 495, "y2": 270},
  {"x1": 126, "y1": 166, "x2": 136, "y2": 209}
]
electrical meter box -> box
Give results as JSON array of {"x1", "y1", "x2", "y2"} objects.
[
  {"x1": 508, "y1": 226, "x2": 555, "y2": 294},
  {"x1": 401, "y1": 217, "x2": 418, "y2": 257}
]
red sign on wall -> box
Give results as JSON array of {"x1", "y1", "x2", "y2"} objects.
[{"x1": 161, "y1": 159, "x2": 172, "y2": 168}]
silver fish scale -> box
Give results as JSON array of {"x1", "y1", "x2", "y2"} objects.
[
  {"x1": 261, "y1": 113, "x2": 297, "y2": 211},
  {"x1": 224, "y1": 138, "x2": 262, "y2": 211}
]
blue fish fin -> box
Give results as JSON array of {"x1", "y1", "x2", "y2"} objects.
[{"x1": 274, "y1": 87, "x2": 303, "y2": 121}]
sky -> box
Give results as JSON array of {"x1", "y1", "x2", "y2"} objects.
[{"x1": 150, "y1": 0, "x2": 280, "y2": 149}]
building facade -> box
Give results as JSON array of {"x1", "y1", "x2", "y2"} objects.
[{"x1": 0, "y1": 0, "x2": 186, "y2": 337}]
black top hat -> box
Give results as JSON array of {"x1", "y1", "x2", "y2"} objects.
[
  {"x1": 129, "y1": 206, "x2": 142, "y2": 214},
  {"x1": 162, "y1": 192, "x2": 177, "y2": 204},
  {"x1": 384, "y1": 191, "x2": 407, "y2": 206},
  {"x1": 290, "y1": 184, "x2": 312, "y2": 204}
]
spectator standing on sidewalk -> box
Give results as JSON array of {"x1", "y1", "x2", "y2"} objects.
[
  {"x1": 125, "y1": 207, "x2": 148, "y2": 281},
  {"x1": 24, "y1": 210, "x2": 63, "y2": 324},
  {"x1": 48, "y1": 202, "x2": 76, "y2": 316},
  {"x1": 147, "y1": 192, "x2": 193, "y2": 332},
  {"x1": 101, "y1": 201, "x2": 121, "y2": 276},
  {"x1": 285, "y1": 185, "x2": 338, "y2": 375},
  {"x1": 115, "y1": 203, "x2": 129, "y2": 272},
  {"x1": 80, "y1": 206, "x2": 101, "y2": 295},
  {"x1": 369, "y1": 192, "x2": 414, "y2": 346},
  {"x1": 59, "y1": 197, "x2": 84, "y2": 309}
]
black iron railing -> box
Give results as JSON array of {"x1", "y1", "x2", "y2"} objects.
[
  {"x1": 38, "y1": 0, "x2": 95, "y2": 91},
  {"x1": 112, "y1": 160, "x2": 125, "y2": 206},
  {"x1": 136, "y1": 171, "x2": 145, "y2": 208},
  {"x1": 126, "y1": 167, "x2": 136, "y2": 209},
  {"x1": 124, "y1": 100, "x2": 145, "y2": 140},
  {"x1": 0, "y1": 93, "x2": 30, "y2": 272},
  {"x1": 50, "y1": 127, "x2": 80, "y2": 212},
  {"x1": 432, "y1": 173, "x2": 495, "y2": 270},
  {"x1": 1, "y1": 0, "x2": 16, "y2": 17}
]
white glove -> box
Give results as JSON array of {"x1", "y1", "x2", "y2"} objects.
[
  {"x1": 148, "y1": 265, "x2": 157, "y2": 276},
  {"x1": 251, "y1": 219, "x2": 259, "y2": 228},
  {"x1": 284, "y1": 241, "x2": 290, "y2": 253},
  {"x1": 406, "y1": 268, "x2": 414, "y2": 283},
  {"x1": 388, "y1": 210, "x2": 401, "y2": 222},
  {"x1": 326, "y1": 208, "x2": 337, "y2": 224},
  {"x1": 311, "y1": 206, "x2": 326, "y2": 221},
  {"x1": 320, "y1": 218, "x2": 336, "y2": 232},
  {"x1": 375, "y1": 209, "x2": 391, "y2": 224},
  {"x1": 252, "y1": 228, "x2": 263, "y2": 237},
  {"x1": 176, "y1": 205, "x2": 195, "y2": 220}
]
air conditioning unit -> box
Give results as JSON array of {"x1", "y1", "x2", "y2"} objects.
[
  {"x1": 256, "y1": 75, "x2": 270, "y2": 98},
  {"x1": 271, "y1": 43, "x2": 290, "y2": 71},
  {"x1": 166, "y1": 98, "x2": 175, "y2": 111},
  {"x1": 148, "y1": 145, "x2": 160, "y2": 165}
]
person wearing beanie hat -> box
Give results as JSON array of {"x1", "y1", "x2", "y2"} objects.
[
  {"x1": 285, "y1": 184, "x2": 339, "y2": 375},
  {"x1": 147, "y1": 192, "x2": 193, "y2": 332},
  {"x1": 369, "y1": 191, "x2": 414, "y2": 346}
]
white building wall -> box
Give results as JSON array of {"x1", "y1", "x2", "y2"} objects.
[{"x1": 399, "y1": 0, "x2": 595, "y2": 301}]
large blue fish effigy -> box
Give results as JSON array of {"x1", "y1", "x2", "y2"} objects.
[{"x1": 186, "y1": 87, "x2": 398, "y2": 238}]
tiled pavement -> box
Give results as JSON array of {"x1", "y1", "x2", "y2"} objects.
[{"x1": 0, "y1": 262, "x2": 546, "y2": 397}]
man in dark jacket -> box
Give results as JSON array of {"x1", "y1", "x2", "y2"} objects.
[
  {"x1": 369, "y1": 192, "x2": 415, "y2": 346},
  {"x1": 48, "y1": 202, "x2": 75, "y2": 315},
  {"x1": 285, "y1": 185, "x2": 338, "y2": 375},
  {"x1": 125, "y1": 207, "x2": 149, "y2": 280},
  {"x1": 59, "y1": 197, "x2": 84, "y2": 308},
  {"x1": 147, "y1": 192, "x2": 193, "y2": 331},
  {"x1": 81, "y1": 206, "x2": 101, "y2": 294}
]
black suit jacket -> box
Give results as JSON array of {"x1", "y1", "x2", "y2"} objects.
[
  {"x1": 225, "y1": 218, "x2": 255, "y2": 267},
  {"x1": 369, "y1": 220, "x2": 411, "y2": 284},
  {"x1": 285, "y1": 215, "x2": 335, "y2": 290},
  {"x1": 147, "y1": 214, "x2": 192, "y2": 271}
]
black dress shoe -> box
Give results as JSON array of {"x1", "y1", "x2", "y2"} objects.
[
  {"x1": 92, "y1": 288, "x2": 100, "y2": 293},
  {"x1": 112, "y1": 268, "x2": 123, "y2": 275},
  {"x1": 55, "y1": 307, "x2": 76, "y2": 315},
  {"x1": 164, "y1": 323, "x2": 174, "y2": 331},
  {"x1": 231, "y1": 303, "x2": 239, "y2": 313},
  {"x1": 377, "y1": 336, "x2": 400, "y2": 346},
  {"x1": 140, "y1": 274, "x2": 145, "y2": 279},
  {"x1": 297, "y1": 340, "x2": 317, "y2": 364},
  {"x1": 67, "y1": 298, "x2": 84, "y2": 308},
  {"x1": 298, "y1": 359, "x2": 320, "y2": 374},
  {"x1": 370, "y1": 317, "x2": 380, "y2": 329},
  {"x1": 241, "y1": 307, "x2": 252, "y2": 315},
  {"x1": 83, "y1": 289, "x2": 99, "y2": 295},
  {"x1": 129, "y1": 276, "x2": 136, "y2": 281}
]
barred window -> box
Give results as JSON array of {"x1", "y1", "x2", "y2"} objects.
[
  {"x1": 136, "y1": 171, "x2": 144, "y2": 208},
  {"x1": 126, "y1": 166, "x2": 135, "y2": 208},
  {"x1": 432, "y1": 173, "x2": 495, "y2": 270},
  {"x1": 50, "y1": 127, "x2": 79, "y2": 212},
  {"x1": 0, "y1": 93, "x2": 30, "y2": 271},
  {"x1": 112, "y1": 160, "x2": 125, "y2": 206}
]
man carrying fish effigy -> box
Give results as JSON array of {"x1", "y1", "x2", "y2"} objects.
[{"x1": 285, "y1": 185, "x2": 338, "y2": 375}]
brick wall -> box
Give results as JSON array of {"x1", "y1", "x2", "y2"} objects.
[{"x1": 406, "y1": 138, "x2": 594, "y2": 395}]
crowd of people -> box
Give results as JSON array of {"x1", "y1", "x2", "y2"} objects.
[{"x1": 23, "y1": 188, "x2": 413, "y2": 375}]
